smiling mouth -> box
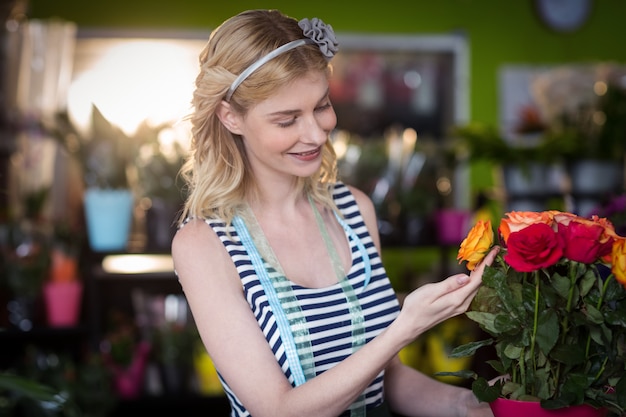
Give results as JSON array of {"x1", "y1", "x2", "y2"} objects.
[
  {"x1": 293, "y1": 148, "x2": 320, "y2": 156},
  {"x1": 288, "y1": 146, "x2": 322, "y2": 161}
]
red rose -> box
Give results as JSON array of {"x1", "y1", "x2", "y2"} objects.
[
  {"x1": 505, "y1": 223, "x2": 563, "y2": 272},
  {"x1": 556, "y1": 219, "x2": 606, "y2": 264}
]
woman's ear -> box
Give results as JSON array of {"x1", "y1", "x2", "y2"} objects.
[{"x1": 216, "y1": 100, "x2": 243, "y2": 135}]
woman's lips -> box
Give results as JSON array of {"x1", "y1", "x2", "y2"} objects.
[{"x1": 289, "y1": 146, "x2": 322, "y2": 161}]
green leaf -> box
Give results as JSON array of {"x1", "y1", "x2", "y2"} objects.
[
  {"x1": 486, "y1": 359, "x2": 506, "y2": 374},
  {"x1": 503, "y1": 344, "x2": 522, "y2": 360},
  {"x1": 551, "y1": 273, "x2": 571, "y2": 299},
  {"x1": 471, "y1": 377, "x2": 502, "y2": 403},
  {"x1": 485, "y1": 269, "x2": 524, "y2": 318},
  {"x1": 558, "y1": 373, "x2": 588, "y2": 405},
  {"x1": 0, "y1": 373, "x2": 62, "y2": 402},
  {"x1": 536, "y1": 309, "x2": 559, "y2": 355},
  {"x1": 585, "y1": 303, "x2": 604, "y2": 325},
  {"x1": 534, "y1": 366, "x2": 553, "y2": 400},
  {"x1": 605, "y1": 308, "x2": 626, "y2": 327},
  {"x1": 493, "y1": 314, "x2": 521, "y2": 334},
  {"x1": 579, "y1": 272, "x2": 596, "y2": 297},
  {"x1": 604, "y1": 277, "x2": 626, "y2": 303},
  {"x1": 466, "y1": 311, "x2": 498, "y2": 334},
  {"x1": 541, "y1": 393, "x2": 578, "y2": 409},
  {"x1": 435, "y1": 370, "x2": 476, "y2": 379},
  {"x1": 551, "y1": 344, "x2": 585, "y2": 365},
  {"x1": 449, "y1": 339, "x2": 494, "y2": 358},
  {"x1": 471, "y1": 286, "x2": 501, "y2": 313},
  {"x1": 588, "y1": 324, "x2": 611, "y2": 346}
]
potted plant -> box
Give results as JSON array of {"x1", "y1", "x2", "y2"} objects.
[
  {"x1": 0, "y1": 187, "x2": 52, "y2": 331},
  {"x1": 531, "y1": 64, "x2": 626, "y2": 215},
  {"x1": 51, "y1": 106, "x2": 137, "y2": 252},
  {"x1": 452, "y1": 121, "x2": 565, "y2": 208},
  {"x1": 446, "y1": 210, "x2": 626, "y2": 416},
  {"x1": 134, "y1": 123, "x2": 187, "y2": 251},
  {"x1": 152, "y1": 321, "x2": 198, "y2": 394},
  {"x1": 42, "y1": 222, "x2": 83, "y2": 327},
  {"x1": 100, "y1": 310, "x2": 151, "y2": 399},
  {"x1": 0, "y1": 372, "x2": 73, "y2": 416},
  {"x1": 4, "y1": 346, "x2": 116, "y2": 417}
]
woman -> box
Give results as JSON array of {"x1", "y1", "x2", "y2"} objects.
[{"x1": 172, "y1": 9, "x2": 497, "y2": 417}]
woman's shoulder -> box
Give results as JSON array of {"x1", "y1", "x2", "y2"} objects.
[
  {"x1": 172, "y1": 217, "x2": 241, "y2": 288},
  {"x1": 172, "y1": 218, "x2": 221, "y2": 262},
  {"x1": 333, "y1": 182, "x2": 375, "y2": 217}
]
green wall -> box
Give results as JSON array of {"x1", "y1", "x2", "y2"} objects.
[{"x1": 27, "y1": 0, "x2": 626, "y2": 126}]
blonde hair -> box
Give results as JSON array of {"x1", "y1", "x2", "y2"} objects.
[{"x1": 179, "y1": 9, "x2": 339, "y2": 226}]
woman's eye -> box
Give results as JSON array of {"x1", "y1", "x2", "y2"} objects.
[
  {"x1": 277, "y1": 118, "x2": 296, "y2": 128},
  {"x1": 315, "y1": 102, "x2": 332, "y2": 112}
]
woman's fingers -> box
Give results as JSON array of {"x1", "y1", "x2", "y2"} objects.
[{"x1": 470, "y1": 246, "x2": 500, "y2": 279}]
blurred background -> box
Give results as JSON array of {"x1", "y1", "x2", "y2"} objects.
[{"x1": 1, "y1": 1, "x2": 625, "y2": 416}]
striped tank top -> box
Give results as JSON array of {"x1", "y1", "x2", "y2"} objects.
[{"x1": 205, "y1": 183, "x2": 401, "y2": 416}]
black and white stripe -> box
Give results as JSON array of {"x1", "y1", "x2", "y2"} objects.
[{"x1": 207, "y1": 183, "x2": 400, "y2": 416}]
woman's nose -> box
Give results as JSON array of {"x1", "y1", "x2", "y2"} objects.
[{"x1": 304, "y1": 111, "x2": 336, "y2": 144}]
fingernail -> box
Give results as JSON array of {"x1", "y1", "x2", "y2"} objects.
[{"x1": 457, "y1": 275, "x2": 469, "y2": 285}]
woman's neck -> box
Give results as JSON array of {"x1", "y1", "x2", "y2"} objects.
[{"x1": 247, "y1": 178, "x2": 307, "y2": 215}]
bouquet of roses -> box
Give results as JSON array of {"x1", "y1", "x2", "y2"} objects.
[{"x1": 450, "y1": 210, "x2": 626, "y2": 414}]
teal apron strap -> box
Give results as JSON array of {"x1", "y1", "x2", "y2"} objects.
[
  {"x1": 309, "y1": 196, "x2": 367, "y2": 417},
  {"x1": 233, "y1": 215, "x2": 315, "y2": 385}
]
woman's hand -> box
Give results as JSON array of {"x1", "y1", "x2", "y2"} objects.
[{"x1": 394, "y1": 246, "x2": 499, "y2": 342}]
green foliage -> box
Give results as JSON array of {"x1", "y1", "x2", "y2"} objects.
[
  {"x1": 4, "y1": 348, "x2": 116, "y2": 417},
  {"x1": 134, "y1": 122, "x2": 186, "y2": 203},
  {"x1": 51, "y1": 106, "x2": 135, "y2": 189},
  {"x1": 446, "y1": 254, "x2": 626, "y2": 414},
  {"x1": 0, "y1": 220, "x2": 51, "y2": 298},
  {"x1": 452, "y1": 123, "x2": 556, "y2": 166},
  {"x1": 0, "y1": 372, "x2": 72, "y2": 416},
  {"x1": 542, "y1": 83, "x2": 626, "y2": 163},
  {"x1": 152, "y1": 323, "x2": 199, "y2": 367}
]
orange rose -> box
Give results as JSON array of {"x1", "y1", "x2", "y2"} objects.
[
  {"x1": 499, "y1": 211, "x2": 553, "y2": 244},
  {"x1": 612, "y1": 238, "x2": 626, "y2": 288},
  {"x1": 457, "y1": 220, "x2": 493, "y2": 271},
  {"x1": 551, "y1": 211, "x2": 579, "y2": 223}
]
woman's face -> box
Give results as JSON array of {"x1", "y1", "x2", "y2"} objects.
[{"x1": 232, "y1": 71, "x2": 337, "y2": 182}]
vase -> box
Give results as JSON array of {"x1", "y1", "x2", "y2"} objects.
[
  {"x1": 43, "y1": 281, "x2": 83, "y2": 327},
  {"x1": 490, "y1": 398, "x2": 607, "y2": 417},
  {"x1": 83, "y1": 188, "x2": 134, "y2": 252},
  {"x1": 104, "y1": 341, "x2": 151, "y2": 399},
  {"x1": 434, "y1": 209, "x2": 472, "y2": 245}
]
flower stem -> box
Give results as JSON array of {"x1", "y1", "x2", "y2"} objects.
[
  {"x1": 596, "y1": 268, "x2": 611, "y2": 311},
  {"x1": 560, "y1": 262, "x2": 578, "y2": 344},
  {"x1": 530, "y1": 271, "x2": 540, "y2": 395},
  {"x1": 586, "y1": 268, "x2": 612, "y2": 378}
]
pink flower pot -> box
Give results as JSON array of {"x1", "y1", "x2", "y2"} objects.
[
  {"x1": 435, "y1": 209, "x2": 472, "y2": 245},
  {"x1": 490, "y1": 398, "x2": 607, "y2": 417},
  {"x1": 43, "y1": 281, "x2": 83, "y2": 327},
  {"x1": 105, "y1": 341, "x2": 151, "y2": 399}
]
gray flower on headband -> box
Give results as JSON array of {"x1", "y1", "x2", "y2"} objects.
[{"x1": 298, "y1": 17, "x2": 339, "y2": 59}]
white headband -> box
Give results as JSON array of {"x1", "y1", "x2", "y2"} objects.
[
  {"x1": 224, "y1": 17, "x2": 339, "y2": 102},
  {"x1": 225, "y1": 39, "x2": 315, "y2": 102}
]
